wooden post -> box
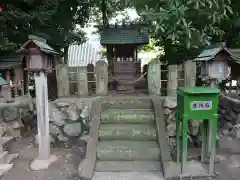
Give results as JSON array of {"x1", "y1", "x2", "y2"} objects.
[
  {"x1": 30, "y1": 71, "x2": 57, "y2": 170},
  {"x1": 184, "y1": 60, "x2": 196, "y2": 87},
  {"x1": 167, "y1": 65, "x2": 178, "y2": 97},
  {"x1": 5, "y1": 70, "x2": 10, "y2": 82},
  {"x1": 56, "y1": 64, "x2": 69, "y2": 97},
  {"x1": 147, "y1": 58, "x2": 161, "y2": 95},
  {"x1": 76, "y1": 67, "x2": 88, "y2": 96},
  {"x1": 95, "y1": 60, "x2": 108, "y2": 96}
]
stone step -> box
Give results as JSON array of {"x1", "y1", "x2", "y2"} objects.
[
  {"x1": 92, "y1": 172, "x2": 164, "y2": 180},
  {"x1": 101, "y1": 109, "x2": 154, "y2": 124},
  {"x1": 95, "y1": 161, "x2": 161, "y2": 172},
  {"x1": 97, "y1": 140, "x2": 160, "y2": 161},
  {"x1": 0, "y1": 151, "x2": 8, "y2": 164},
  {"x1": 98, "y1": 124, "x2": 157, "y2": 140},
  {"x1": 2, "y1": 136, "x2": 14, "y2": 145},
  {"x1": 0, "y1": 151, "x2": 19, "y2": 164},
  {"x1": 101, "y1": 98, "x2": 152, "y2": 109}
]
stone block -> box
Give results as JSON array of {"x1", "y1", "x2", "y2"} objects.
[
  {"x1": 148, "y1": 59, "x2": 161, "y2": 95},
  {"x1": 97, "y1": 141, "x2": 160, "y2": 161},
  {"x1": 98, "y1": 124, "x2": 157, "y2": 141},
  {"x1": 76, "y1": 67, "x2": 88, "y2": 97},
  {"x1": 163, "y1": 97, "x2": 177, "y2": 109},
  {"x1": 95, "y1": 60, "x2": 108, "y2": 96},
  {"x1": 101, "y1": 109, "x2": 154, "y2": 124}
]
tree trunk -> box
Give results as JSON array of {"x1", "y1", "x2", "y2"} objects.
[
  {"x1": 101, "y1": 0, "x2": 108, "y2": 26},
  {"x1": 63, "y1": 46, "x2": 69, "y2": 64}
]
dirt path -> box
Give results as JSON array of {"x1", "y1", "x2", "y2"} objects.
[{"x1": 2, "y1": 136, "x2": 86, "y2": 180}]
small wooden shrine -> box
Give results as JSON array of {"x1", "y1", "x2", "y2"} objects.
[
  {"x1": 194, "y1": 43, "x2": 240, "y2": 90},
  {"x1": 0, "y1": 55, "x2": 26, "y2": 96},
  {"x1": 97, "y1": 24, "x2": 149, "y2": 91}
]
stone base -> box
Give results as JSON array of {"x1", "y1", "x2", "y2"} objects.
[
  {"x1": 30, "y1": 155, "x2": 58, "y2": 171},
  {"x1": 4, "y1": 153, "x2": 19, "y2": 164},
  {"x1": 0, "y1": 164, "x2": 14, "y2": 176},
  {"x1": 163, "y1": 161, "x2": 216, "y2": 180}
]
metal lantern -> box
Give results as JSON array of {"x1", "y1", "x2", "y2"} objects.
[
  {"x1": 28, "y1": 48, "x2": 43, "y2": 69},
  {"x1": 208, "y1": 60, "x2": 229, "y2": 82}
]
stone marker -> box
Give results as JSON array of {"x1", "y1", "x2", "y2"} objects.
[
  {"x1": 30, "y1": 71, "x2": 57, "y2": 171},
  {"x1": 95, "y1": 60, "x2": 108, "y2": 96},
  {"x1": 77, "y1": 67, "x2": 88, "y2": 97}
]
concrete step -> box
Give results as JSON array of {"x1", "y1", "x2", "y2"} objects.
[
  {"x1": 92, "y1": 172, "x2": 164, "y2": 180},
  {"x1": 97, "y1": 140, "x2": 160, "y2": 161},
  {"x1": 102, "y1": 98, "x2": 152, "y2": 109},
  {"x1": 95, "y1": 161, "x2": 161, "y2": 172},
  {"x1": 101, "y1": 109, "x2": 154, "y2": 124},
  {"x1": 98, "y1": 124, "x2": 157, "y2": 140}
]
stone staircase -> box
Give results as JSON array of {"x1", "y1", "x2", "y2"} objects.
[{"x1": 92, "y1": 97, "x2": 164, "y2": 180}]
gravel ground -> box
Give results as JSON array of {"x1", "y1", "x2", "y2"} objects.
[{"x1": 1, "y1": 135, "x2": 86, "y2": 180}]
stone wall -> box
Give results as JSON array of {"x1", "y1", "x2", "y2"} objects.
[
  {"x1": 0, "y1": 95, "x2": 34, "y2": 137},
  {"x1": 163, "y1": 97, "x2": 201, "y2": 153},
  {"x1": 43, "y1": 98, "x2": 92, "y2": 146},
  {"x1": 219, "y1": 95, "x2": 240, "y2": 137}
]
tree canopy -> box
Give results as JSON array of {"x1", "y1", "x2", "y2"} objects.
[
  {"x1": 1, "y1": 0, "x2": 240, "y2": 65},
  {"x1": 125, "y1": 0, "x2": 234, "y2": 63},
  {"x1": 0, "y1": 0, "x2": 95, "y2": 58}
]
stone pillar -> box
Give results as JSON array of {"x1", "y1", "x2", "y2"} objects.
[
  {"x1": 210, "y1": 79, "x2": 218, "y2": 88},
  {"x1": 76, "y1": 67, "x2": 88, "y2": 97},
  {"x1": 95, "y1": 60, "x2": 108, "y2": 96},
  {"x1": 147, "y1": 59, "x2": 161, "y2": 95},
  {"x1": 30, "y1": 71, "x2": 57, "y2": 170},
  {"x1": 184, "y1": 60, "x2": 196, "y2": 87},
  {"x1": 167, "y1": 65, "x2": 178, "y2": 97},
  {"x1": 56, "y1": 64, "x2": 69, "y2": 97}
]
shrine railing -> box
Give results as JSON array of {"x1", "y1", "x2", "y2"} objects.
[
  {"x1": 56, "y1": 60, "x2": 108, "y2": 97},
  {"x1": 148, "y1": 59, "x2": 196, "y2": 96}
]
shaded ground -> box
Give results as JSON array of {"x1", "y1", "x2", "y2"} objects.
[
  {"x1": 2, "y1": 135, "x2": 86, "y2": 180},
  {"x1": 1, "y1": 134, "x2": 240, "y2": 180},
  {"x1": 214, "y1": 136, "x2": 240, "y2": 180}
]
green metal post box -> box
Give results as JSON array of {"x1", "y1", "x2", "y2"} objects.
[{"x1": 176, "y1": 87, "x2": 220, "y2": 174}]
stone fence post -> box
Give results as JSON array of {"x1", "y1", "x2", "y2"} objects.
[
  {"x1": 148, "y1": 59, "x2": 161, "y2": 95},
  {"x1": 56, "y1": 64, "x2": 69, "y2": 97},
  {"x1": 95, "y1": 60, "x2": 108, "y2": 96},
  {"x1": 76, "y1": 67, "x2": 88, "y2": 97},
  {"x1": 184, "y1": 60, "x2": 196, "y2": 87},
  {"x1": 167, "y1": 65, "x2": 178, "y2": 97}
]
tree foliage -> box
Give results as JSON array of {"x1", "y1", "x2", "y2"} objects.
[
  {"x1": 124, "y1": 0, "x2": 234, "y2": 63},
  {"x1": 0, "y1": 0, "x2": 95, "y2": 57}
]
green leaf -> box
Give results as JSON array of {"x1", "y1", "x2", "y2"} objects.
[{"x1": 226, "y1": 5, "x2": 233, "y2": 14}]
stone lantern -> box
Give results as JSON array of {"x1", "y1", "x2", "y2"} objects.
[{"x1": 18, "y1": 35, "x2": 58, "y2": 170}]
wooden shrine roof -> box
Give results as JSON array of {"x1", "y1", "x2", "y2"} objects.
[
  {"x1": 96, "y1": 24, "x2": 149, "y2": 45},
  {"x1": 0, "y1": 55, "x2": 23, "y2": 70},
  {"x1": 194, "y1": 43, "x2": 240, "y2": 64}
]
